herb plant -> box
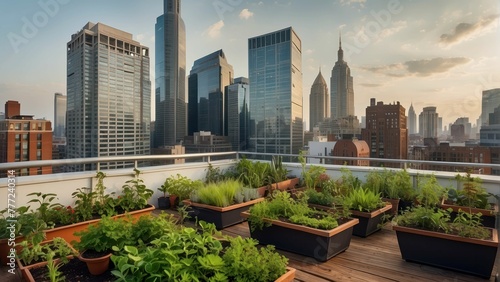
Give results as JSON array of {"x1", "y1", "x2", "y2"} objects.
[
  {"x1": 343, "y1": 188, "x2": 385, "y2": 213},
  {"x1": 116, "y1": 169, "x2": 154, "y2": 212}
]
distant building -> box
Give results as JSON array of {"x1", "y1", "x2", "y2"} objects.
[
  {"x1": 66, "y1": 22, "x2": 151, "y2": 170},
  {"x1": 307, "y1": 140, "x2": 336, "y2": 164},
  {"x1": 450, "y1": 117, "x2": 471, "y2": 142},
  {"x1": 248, "y1": 27, "x2": 303, "y2": 155},
  {"x1": 155, "y1": 0, "x2": 187, "y2": 147},
  {"x1": 0, "y1": 101, "x2": 52, "y2": 176},
  {"x1": 226, "y1": 77, "x2": 250, "y2": 151},
  {"x1": 330, "y1": 34, "x2": 354, "y2": 119},
  {"x1": 151, "y1": 144, "x2": 186, "y2": 165},
  {"x1": 419, "y1": 106, "x2": 438, "y2": 139},
  {"x1": 316, "y1": 116, "x2": 361, "y2": 139},
  {"x1": 53, "y1": 93, "x2": 66, "y2": 145},
  {"x1": 188, "y1": 49, "x2": 234, "y2": 136},
  {"x1": 412, "y1": 142, "x2": 490, "y2": 174},
  {"x1": 480, "y1": 106, "x2": 500, "y2": 147},
  {"x1": 481, "y1": 88, "x2": 500, "y2": 127},
  {"x1": 309, "y1": 68, "x2": 329, "y2": 129},
  {"x1": 183, "y1": 131, "x2": 232, "y2": 155},
  {"x1": 361, "y1": 98, "x2": 408, "y2": 167},
  {"x1": 330, "y1": 138, "x2": 369, "y2": 166},
  {"x1": 408, "y1": 103, "x2": 417, "y2": 134}
]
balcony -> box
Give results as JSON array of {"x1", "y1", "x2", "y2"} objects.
[{"x1": 1, "y1": 152, "x2": 499, "y2": 281}]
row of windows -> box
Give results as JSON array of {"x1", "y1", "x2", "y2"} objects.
[{"x1": 249, "y1": 29, "x2": 291, "y2": 50}]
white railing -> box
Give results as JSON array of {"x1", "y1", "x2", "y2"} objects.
[{"x1": 1, "y1": 151, "x2": 500, "y2": 211}]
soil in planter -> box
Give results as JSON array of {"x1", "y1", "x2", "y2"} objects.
[
  {"x1": 81, "y1": 249, "x2": 110, "y2": 259},
  {"x1": 29, "y1": 258, "x2": 114, "y2": 282}
]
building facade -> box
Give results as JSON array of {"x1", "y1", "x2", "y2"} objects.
[
  {"x1": 66, "y1": 22, "x2": 151, "y2": 170},
  {"x1": 155, "y1": 0, "x2": 187, "y2": 147},
  {"x1": 188, "y1": 49, "x2": 234, "y2": 136},
  {"x1": 419, "y1": 106, "x2": 438, "y2": 139},
  {"x1": 481, "y1": 88, "x2": 500, "y2": 127},
  {"x1": 248, "y1": 27, "x2": 303, "y2": 155},
  {"x1": 226, "y1": 77, "x2": 250, "y2": 151},
  {"x1": 309, "y1": 69, "x2": 329, "y2": 129},
  {"x1": 53, "y1": 93, "x2": 66, "y2": 143},
  {"x1": 361, "y1": 99, "x2": 408, "y2": 166},
  {"x1": 330, "y1": 35, "x2": 354, "y2": 119},
  {"x1": 0, "y1": 101, "x2": 52, "y2": 176},
  {"x1": 330, "y1": 139, "x2": 370, "y2": 166},
  {"x1": 408, "y1": 103, "x2": 416, "y2": 135}
]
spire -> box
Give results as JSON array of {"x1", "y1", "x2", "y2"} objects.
[
  {"x1": 337, "y1": 31, "x2": 344, "y2": 62},
  {"x1": 339, "y1": 30, "x2": 342, "y2": 50}
]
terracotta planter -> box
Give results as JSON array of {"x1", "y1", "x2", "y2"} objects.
[
  {"x1": 393, "y1": 225, "x2": 498, "y2": 278},
  {"x1": 16, "y1": 239, "x2": 77, "y2": 282},
  {"x1": 256, "y1": 178, "x2": 301, "y2": 197},
  {"x1": 0, "y1": 236, "x2": 23, "y2": 265},
  {"x1": 169, "y1": 195, "x2": 179, "y2": 209},
  {"x1": 275, "y1": 267, "x2": 296, "y2": 282},
  {"x1": 349, "y1": 203, "x2": 392, "y2": 237},
  {"x1": 241, "y1": 211, "x2": 359, "y2": 261},
  {"x1": 44, "y1": 205, "x2": 155, "y2": 244},
  {"x1": 183, "y1": 198, "x2": 265, "y2": 229},
  {"x1": 78, "y1": 251, "x2": 112, "y2": 275},
  {"x1": 440, "y1": 200, "x2": 497, "y2": 228},
  {"x1": 382, "y1": 198, "x2": 399, "y2": 215}
]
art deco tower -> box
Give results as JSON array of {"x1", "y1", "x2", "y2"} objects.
[
  {"x1": 330, "y1": 34, "x2": 354, "y2": 119},
  {"x1": 155, "y1": 0, "x2": 187, "y2": 147},
  {"x1": 408, "y1": 102, "x2": 417, "y2": 134},
  {"x1": 309, "y1": 68, "x2": 329, "y2": 129}
]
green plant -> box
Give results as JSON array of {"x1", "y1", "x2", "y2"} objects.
[
  {"x1": 343, "y1": 188, "x2": 385, "y2": 213},
  {"x1": 450, "y1": 171, "x2": 491, "y2": 209},
  {"x1": 0, "y1": 206, "x2": 45, "y2": 239},
  {"x1": 191, "y1": 180, "x2": 258, "y2": 207},
  {"x1": 416, "y1": 174, "x2": 446, "y2": 207},
  {"x1": 26, "y1": 192, "x2": 62, "y2": 227},
  {"x1": 117, "y1": 168, "x2": 154, "y2": 212},
  {"x1": 205, "y1": 163, "x2": 234, "y2": 184},
  {"x1": 268, "y1": 156, "x2": 289, "y2": 183},
  {"x1": 304, "y1": 188, "x2": 336, "y2": 207},
  {"x1": 363, "y1": 170, "x2": 386, "y2": 195},
  {"x1": 336, "y1": 167, "x2": 361, "y2": 196},
  {"x1": 45, "y1": 250, "x2": 66, "y2": 282},
  {"x1": 92, "y1": 171, "x2": 117, "y2": 216},
  {"x1": 236, "y1": 158, "x2": 271, "y2": 188},
  {"x1": 162, "y1": 174, "x2": 199, "y2": 201},
  {"x1": 71, "y1": 187, "x2": 95, "y2": 221},
  {"x1": 18, "y1": 236, "x2": 74, "y2": 266},
  {"x1": 298, "y1": 151, "x2": 326, "y2": 189},
  {"x1": 392, "y1": 169, "x2": 415, "y2": 201},
  {"x1": 74, "y1": 216, "x2": 134, "y2": 254}
]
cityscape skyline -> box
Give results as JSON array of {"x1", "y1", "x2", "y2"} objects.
[{"x1": 1, "y1": 0, "x2": 499, "y2": 129}]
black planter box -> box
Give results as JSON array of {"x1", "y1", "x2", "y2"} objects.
[
  {"x1": 350, "y1": 204, "x2": 392, "y2": 237},
  {"x1": 157, "y1": 197, "x2": 170, "y2": 210},
  {"x1": 394, "y1": 225, "x2": 498, "y2": 279},
  {"x1": 184, "y1": 198, "x2": 264, "y2": 230},
  {"x1": 242, "y1": 213, "x2": 359, "y2": 262}
]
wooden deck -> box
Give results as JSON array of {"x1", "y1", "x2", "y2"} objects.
[
  {"x1": 2, "y1": 210, "x2": 498, "y2": 282},
  {"x1": 221, "y1": 221, "x2": 499, "y2": 282}
]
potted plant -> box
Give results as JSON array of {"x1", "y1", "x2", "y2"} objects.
[
  {"x1": 268, "y1": 156, "x2": 299, "y2": 192},
  {"x1": 162, "y1": 174, "x2": 199, "y2": 209},
  {"x1": 157, "y1": 180, "x2": 171, "y2": 210},
  {"x1": 73, "y1": 216, "x2": 134, "y2": 275},
  {"x1": 183, "y1": 180, "x2": 264, "y2": 229},
  {"x1": 236, "y1": 158, "x2": 271, "y2": 196},
  {"x1": 241, "y1": 191, "x2": 359, "y2": 261},
  {"x1": 393, "y1": 173, "x2": 498, "y2": 279},
  {"x1": 111, "y1": 221, "x2": 295, "y2": 281},
  {"x1": 441, "y1": 171, "x2": 497, "y2": 228}
]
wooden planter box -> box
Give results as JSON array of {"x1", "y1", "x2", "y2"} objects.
[
  {"x1": 393, "y1": 225, "x2": 499, "y2": 279},
  {"x1": 16, "y1": 239, "x2": 78, "y2": 282},
  {"x1": 440, "y1": 200, "x2": 497, "y2": 228},
  {"x1": 350, "y1": 203, "x2": 392, "y2": 237},
  {"x1": 241, "y1": 211, "x2": 359, "y2": 262},
  {"x1": 44, "y1": 204, "x2": 155, "y2": 244},
  {"x1": 183, "y1": 198, "x2": 264, "y2": 230},
  {"x1": 256, "y1": 178, "x2": 300, "y2": 197},
  {"x1": 276, "y1": 267, "x2": 296, "y2": 282}
]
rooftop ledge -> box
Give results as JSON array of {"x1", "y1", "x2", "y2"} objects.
[{"x1": 1, "y1": 151, "x2": 500, "y2": 211}]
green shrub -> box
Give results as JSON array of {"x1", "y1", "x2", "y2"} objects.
[{"x1": 343, "y1": 188, "x2": 385, "y2": 212}]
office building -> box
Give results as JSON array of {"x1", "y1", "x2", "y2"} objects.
[
  {"x1": 53, "y1": 93, "x2": 66, "y2": 144},
  {"x1": 188, "y1": 49, "x2": 234, "y2": 136},
  {"x1": 66, "y1": 22, "x2": 151, "y2": 170},
  {"x1": 408, "y1": 103, "x2": 417, "y2": 134},
  {"x1": 309, "y1": 69, "x2": 329, "y2": 129},
  {"x1": 481, "y1": 88, "x2": 500, "y2": 126},
  {"x1": 330, "y1": 34, "x2": 354, "y2": 119},
  {"x1": 419, "y1": 106, "x2": 438, "y2": 139},
  {"x1": 155, "y1": 0, "x2": 187, "y2": 147},
  {"x1": 226, "y1": 77, "x2": 250, "y2": 151},
  {"x1": 361, "y1": 99, "x2": 408, "y2": 166},
  {"x1": 248, "y1": 27, "x2": 303, "y2": 155},
  {"x1": 0, "y1": 101, "x2": 52, "y2": 176}
]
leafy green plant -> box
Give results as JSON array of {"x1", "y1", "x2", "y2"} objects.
[
  {"x1": 91, "y1": 171, "x2": 117, "y2": 216},
  {"x1": 363, "y1": 170, "x2": 386, "y2": 195},
  {"x1": 74, "y1": 216, "x2": 134, "y2": 254},
  {"x1": 304, "y1": 188, "x2": 336, "y2": 207},
  {"x1": 45, "y1": 250, "x2": 66, "y2": 282},
  {"x1": 450, "y1": 171, "x2": 491, "y2": 209},
  {"x1": 116, "y1": 169, "x2": 154, "y2": 212},
  {"x1": 18, "y1": 237, "x2": 75, "y2": 266},
  {"x1": 162, "y1": 174, "x2": 199, "y2": 201},
  {"x1": 190, "y1": 180, "x2": 259, "y2": 207},
  {"x1": 0, "y1": 206, "x2": 46, "y2": 239},
  {"x1": 26, "y1": 192, "x2": 62, "y2": 227},
  {"x1": 391, "y1": 169, "x2": 415, "y2": 201},
  {"x1": 71, "y1": 187, "x2": 94, "y2": 221},
  {"x1": 343, "y1": 188, "x2": 385, "y2": 213},
  {"x1": 416, "y1": 174, "x2": 446, "y2": 207},
  {"x1": 336, "y1": 167, "x2": 361, "y2": 196},
  {"x1": 236, "y1": 158, "x2": 271, "y2": 188},
  {"x1": 268, "y1": 156, "x2": 289, "y2": 183},
  {"x1": 298, "y1": 151, "x2": 326, "y2": 189}
]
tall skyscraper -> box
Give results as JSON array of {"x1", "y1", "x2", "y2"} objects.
[
  {"x1": 419, "y1": 106, "x2": 438, "y2": 139},
  {"x1": 361, "y1": 98, "x2": 408, "y2": 165},
  {"x1": 226, "y1": 77, "x2": 250, "y2": 151},
  {"x1": 188, "y1": 49, "x2": 234, "y2": 136},
  {"x1": 155, "y1": 0, "x2": 186, "y2": 147},
  {"x1": 408, "y1": 103, "x2": 417, "y2": 134},
  {"x1": 309, "y1": 68, "x2": 329, "y2": 129},
  {"x1": 53, "y1": 93, "x2": 66, "y2": 142},
  {"x1": 330, "y1": 34, "x2": 354, "y2": 119},
  {"x1": 481, "y1": 88, "x2": 500, "y2": 127},
  {"x1": 66, "y1": 22, "x2": 151, "y2": 170},
  {"x1": 248, "y1": 27, "x2": 303, "y2": 155}
]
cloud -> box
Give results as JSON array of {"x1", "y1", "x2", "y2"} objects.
[
  {"x1": 339, "y1": 0, "x2": 366, "y2": 8},
  {"x1": 359, "y1": 83, "x2": 382, "y2": 88},
  {"x1": 205, "y1": 20, "x2": 224, "y2": 38},
  {"x1": 440, "y1": 14, "x2": 499, "y2": 46},
  {"x1": 362, "y1": 57, "x2": 471, "y2": 77},
  {"x1": 239, "y1": 9, "x2": 254, "y2": 20},
  {"x1": 135, "y1": 34, "x2": 145, "y2": 41},
  {"x1": 305, "y1": 49, "x2": 314, "y2": 55},
  {"x1": 379, "y1": 21, "x2": 407, "y2": 39}
]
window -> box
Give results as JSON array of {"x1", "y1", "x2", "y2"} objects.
[
  {"x1": 22, "y1": 134, "x2": 28, "y2": 140},
  {"x1": 14, "y1": 123, "x2": 21, "y2": 130},
  {"x1": 23, "y1": 123, "x2": 29, "y2": 130}
]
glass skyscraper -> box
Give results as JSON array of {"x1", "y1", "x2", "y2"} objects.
[
  {"x1": 155, "y1": 0, "x2": 186, "y2": 147},
  {"x1": 227, "y1": 77, "x2": 250, "y2": 151},
  {"x1": 188, "y1": 49, "x2": 234, "y2": 136},
  {"x1": 248, "y1": 27, "x2": 303, "y2": 155},
  {"x1": 53, "y1": 93, "x2": 66, "y2": 141},
  {"x1": 66, "y1": 22, "x2": 151, "y2": 170}
]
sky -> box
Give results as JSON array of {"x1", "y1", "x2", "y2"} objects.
[{"x1": 0, "y1": 0, "x2": 499, "y2": 130}]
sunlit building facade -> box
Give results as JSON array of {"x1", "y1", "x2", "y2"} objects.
[{"x1": 227, "y1": 77, "x2": 250, "y2": 151}]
